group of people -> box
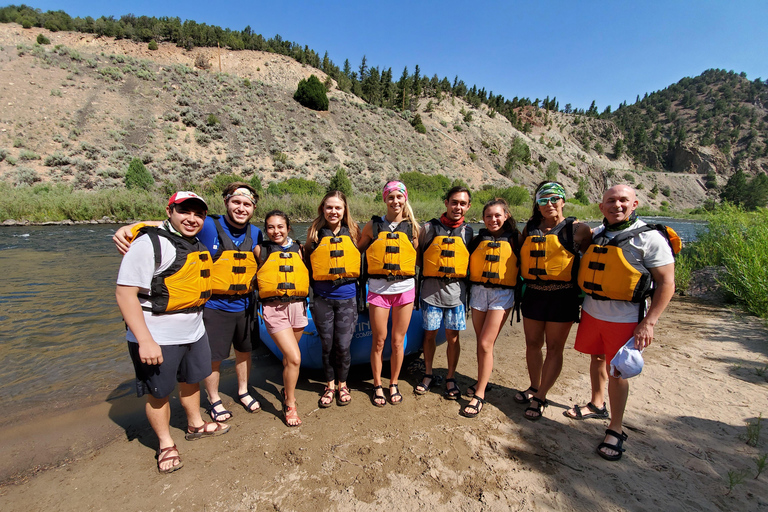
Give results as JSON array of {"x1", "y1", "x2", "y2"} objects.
[{"x1": 114, "y1": 179, "x2": 675, "y2": 474}]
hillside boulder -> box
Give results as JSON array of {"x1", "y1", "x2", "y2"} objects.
[{"x1": 671, "y1": 143, "x2": 728, "y2": 175}]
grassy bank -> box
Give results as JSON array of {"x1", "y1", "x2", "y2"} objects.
[
  {"x1": 0, "y1": 182, "x2": 608, "y2": 224},
  {"x1": 675, "y1": 204, "x2": 768, "y2": 319}
]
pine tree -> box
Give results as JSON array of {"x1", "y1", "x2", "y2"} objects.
[
  {"x1": 397, "y1": 66, "x2": 410, "y2": 111},
  {"x1": 327, "y1": 167, "x2": 353, "y2": 196}
]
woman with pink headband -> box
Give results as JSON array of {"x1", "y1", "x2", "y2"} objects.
[{"x1": 357, "y1": 181, "x2": 420, "y2": 407}]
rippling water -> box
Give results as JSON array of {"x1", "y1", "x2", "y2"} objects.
[{"x1": 0, "y1": 218, "x2": 704, "y2": 422}]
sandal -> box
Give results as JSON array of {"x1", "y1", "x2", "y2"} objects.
[
  {"x1": 336, "y1": 386, "x2": 352, "y2": 406},
  {"x1": 389, "y1": 383, "x2": 403, "y2": 405},
  {"x1": 443, "y1": 378, "x2": 461, "y2": 400},
  {"x1": 524, "y1": 397, "x2": 548, "y2": 421},
  {"x1": 237, "y1": 392, "x2": 261, "y2": 413},
  {"x1": 513, "y1": 386, "x2": 538, "y2": 404},
  {"x1": 371, "y1": 385, "x2": 386, "y2": 407},
  {"x1": 156, "y1": 444, "x2": 183, "y2": 474},
  {"x1": 414, "y1": 374, "x2": 434, "y2": 395},
  {"x1": 185, "y1": 421, "x2": 230, "y2": 441},
  {"x1": 207, "y1": 400, "x2": 233, "y2": 422},
  {"x1": 318, "y1": 387, "x2": 335, "y2": 408},
  {"x1": 564, "y1": 401, "x2": 609, "y2": 420},
  {"x1": 596, "y1": 429, "x2": 628, "y2": 461},
  {"x1": 283, "y1": 401, "x2": 302, "y2": 427},
  {"x1": 460, "y1": 396, "x2": 486, "y2": 418},
  {"x1": 466, "y1": 382, "x2": 493, "y2": 398}
]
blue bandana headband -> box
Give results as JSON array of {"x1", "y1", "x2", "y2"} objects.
[{"x1": 536, "y1": 182, "x2": 566, "y2": 201}]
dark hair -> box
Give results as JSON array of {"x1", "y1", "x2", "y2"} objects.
[
  {"x1": 530, "y1": 180, "x2": 565, "y2": 225},
  {"x1": 264, "y1": 209, "x2": 291, "y2": 230},
  {"x1": 222, "y1": 182, "x2": 259, "y2": 204},
  {"x1": 483, "y1": 198, "x2": 518, "y2": 235},
  {"x1": 444, "y1": 185, "x2": 472, "y2": 202}
]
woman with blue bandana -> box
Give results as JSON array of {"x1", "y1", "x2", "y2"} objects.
[{"x1": 516, "y1": 181, "x2": 592, "y2": 421}]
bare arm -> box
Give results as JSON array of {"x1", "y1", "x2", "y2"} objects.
[
  {"x1": 115, "y1": 285, "x2": 163, "y2": 365},
  {"x1": 356, "y1": 221, "x2": 374, "y2": 252},
  {"x1": 573, "y1": 221, "x2": 593, "y2": 254},
  {"x1": 113, "y1": 221, "x2": 162, "y2": 255},
  {"x1": 633, "y1": 262, "x2": 675, "y2": 349}
]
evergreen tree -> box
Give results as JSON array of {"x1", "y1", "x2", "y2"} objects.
[
  {"x1": 744, "y1": 173, "x2": 768, "y2": 210},
  {"x1": 397, "y1": 66, "x2": 410, "y2": 111},
  {"x1": 358, "y1": 55, "x2": 368, "y2": 81},
  {"x1": 294, "y1": 74, "x2": 329, "y2": 111},
  {"x1": 125, "y1": 158, "x2": 154, "y2": 190},
  {"x1": 720, "y1": 168, "x2": 747, "y2": 205},
  {"x1": 412, "y1": 64, "x2": 422, "y2": 98},
  {"x1": 327, "y1": 167, "x2": 353, "y2": 196}
]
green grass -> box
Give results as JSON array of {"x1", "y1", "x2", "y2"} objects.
[{"x1": 675, "y1": 204, "x2": 768, "y2": 319}]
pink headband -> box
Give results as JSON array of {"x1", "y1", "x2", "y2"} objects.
[{"x1": 382, "y1": 181, "x2": 408, "y2": 202}]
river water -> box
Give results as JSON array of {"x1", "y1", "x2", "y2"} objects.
[{"x1": 0, "y1": 218, "x2": 705, "y2": 424}]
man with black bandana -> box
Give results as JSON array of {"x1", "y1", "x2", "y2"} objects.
[{"x1": 566, "y1": 184, "x2": 675, "y2": 462}]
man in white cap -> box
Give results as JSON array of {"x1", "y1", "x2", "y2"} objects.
[
  {"x1": 114, "y1": 183, "x2": 263, "y2": 422},
  {"x1": 567, "y1": 184, "x2": 675, "y2": 461},
  {"x1": 116, "y1": 192, "x2": 230, "y2": 473}
]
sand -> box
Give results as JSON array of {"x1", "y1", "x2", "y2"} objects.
[{"x1": 1, "y1": 296, "x2": 767, "y2": 511}]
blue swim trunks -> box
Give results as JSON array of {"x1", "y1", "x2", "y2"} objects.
[{"x1": 420, "y1": 300, "x2": 466, "y2": 331}]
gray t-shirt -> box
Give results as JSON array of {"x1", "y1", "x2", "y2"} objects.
[{"x1": 418, "y1": 220, "x2": 473, "y2": 308}]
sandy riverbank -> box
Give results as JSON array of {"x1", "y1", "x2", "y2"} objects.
[{"x1": 1, "y1": 297, "x2": 767, "y2": 511}]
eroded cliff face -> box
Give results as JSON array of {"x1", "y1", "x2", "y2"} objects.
[{"x1": 671, "y1": 143, "x2": 729, "y2": 175}]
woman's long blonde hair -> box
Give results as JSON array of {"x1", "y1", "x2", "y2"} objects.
[{"x1": 307, "y1": 190, "x2": 360, "y2": 245}]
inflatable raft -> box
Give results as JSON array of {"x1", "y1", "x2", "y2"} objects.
[{"x1": 258, "y1": 306, "x2": 445, "y2": 369}]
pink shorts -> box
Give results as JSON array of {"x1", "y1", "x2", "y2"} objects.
[
  {"x1": 574, "y1": 311, "x2": 637, "y2": 364},
  {"x1": 367, "y1": 288, "x2": 415, "y2": 309},
  {"x1": 262, "y1": 301, "x2": 309, "y2": 334}
]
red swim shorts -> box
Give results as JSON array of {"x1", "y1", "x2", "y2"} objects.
[{"x1": 574, "y1": 311, "x2": 637, "y2": 364}]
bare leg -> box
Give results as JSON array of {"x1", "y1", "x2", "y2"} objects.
[
  {"x1": 599, "y1": 373, "x2": 630, "y2": 458},
  {"x1": 388, "y1": 302, "x2": 413, "y2": 387},
  {"x1": 202, "y1": 361, "x2": 231, "y2": 420},
  {"x1": 533, "y1": 321, "x2": 573, "y2": 399},
  {"x1": 234, "y1": 349, "x2": 260, "y2": 411},
  {"x1": 565, "y1": 354, "x2": 609, "y2": 419},
  {"x1": 422, "y1": 329, "x2": 438, "y2": 376},
  {"x1": 369, "y1": 305, "x2": 390, "y2": 406},
  {"x1": 522, "y1": 317, "x2": 546, "y2": 391},
  {"x1": 145, "y1": 395, "x2": 177, "y2": 471},
  {"x1": 271, "y1": 327, "x2": 302, "y2": 424},
  {"x1": 465, "y1": 308, "x2": 509, "y2": 414},
  {"x1": 445, "y1": 328, "x2": 461, "y2": 380}
]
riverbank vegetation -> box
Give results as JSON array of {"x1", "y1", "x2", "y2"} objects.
[{"x1": 676, "y1": 205, "x2": 768, "y2": 319}]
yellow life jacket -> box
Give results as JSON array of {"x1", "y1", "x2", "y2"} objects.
[
  {"x1": 578, "y1": 223, "x2": 681, "y2": 303},
  {"x1": 310, "y1": 226, "x2": 361, "y2": 284},
  {"x1": 256, "y1": 241, "x2": 309, "y2": 301},
  {"x1": 209, "y1": 215, "x2": 259, "y2": 297},
  {"x1": 469, "y1": 228, "x2": 519, "y2": 288},
  {"x1": 520, "y1": 217, "x2": 578, "y2": 282},
  {"x1": 365, "y1": 216, "x2": 417, "y2": 280},
  {"x1": 135, "y1": 227, "x2": 213, "y2": 314},
  {"x1": 421, "y1": 219, "x2": 471, "y2": 280}
]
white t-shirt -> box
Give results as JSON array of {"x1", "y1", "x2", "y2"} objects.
[
  {"x1": 582, "y1": 220, "x2": 675, "y2": 323},
  {"x1": 116, "y1": 230, "x2": 206, "y2": 345}
]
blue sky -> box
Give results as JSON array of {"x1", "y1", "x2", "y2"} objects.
[{"x1": 22, "y1": 1, "x2": 768, "y2": 111}]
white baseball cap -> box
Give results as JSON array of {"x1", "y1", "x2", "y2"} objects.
[{"x1": 610, "y1": 337, "x2": 645, "y2": 379}]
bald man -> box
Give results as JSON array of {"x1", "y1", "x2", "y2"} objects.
[{"x1": 567, "y1": 185, "x2": 675, "y2": 461}]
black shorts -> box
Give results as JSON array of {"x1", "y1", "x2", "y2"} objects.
[
  {"x1": 203, "y1": 308, "x2": 252, "y2": 362},
  {"x1": 128, "y1": 333, "x2": 212, "y2": 399},
  {"x1": 521, "y1": 284, "x2": 581, "y2": 323}
]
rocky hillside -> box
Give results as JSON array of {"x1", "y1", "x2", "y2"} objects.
[{"x1": 0, "y1": 24, "x2": 753, "y2": 210}]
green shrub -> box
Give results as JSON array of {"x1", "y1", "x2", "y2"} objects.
[
  {"x1": 293, "y1": 74, "x2": 329, "y2": 111},
  {"x1": 327, "y1": 167, "x2": 352, "y2": 196},
  {"x1": 411, "y1": 114, "x2": 426, "y2": 134},
  {"x1": 545, "y1": 161, "x2": 559, "y2": 180},
  {"x1": 474, "y1": 186, "x2": 530, "y2": 207},
  {"x1": 124, "y1": 158, "x2": 154, "y2": 190},
  {"x1": 206, "y1": 114, "x2": 220, "y2": 126},
  {"x1": 502, "y1": 137, "x2": 531, "y2": 176},
  {"x1": 36, "y1": 33, "x2": 50, "y2": 45},
  {"x1": 399, "y1": 171, "x2": 451, "y2": 201},
  {"x1": 19, "y1": 149, "x2": 40, "y2": 160},
  {"x1": 148, "y1": 40, "x2": 158, "y2": 51},
  {"x1": 267, "y1": 177, "x2": 323, "y2": 196}
]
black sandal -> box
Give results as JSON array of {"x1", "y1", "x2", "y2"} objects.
[
  {"x1": 524, "y1": 396, "x2": 547, "y2": 421},
  {"x1": 513, "y1": 386, "x2": 538, "y2": 404},
  {"x1": 237, "y1": 392, "x2": 261, "y2": 413},
  {"x1": 564, "y1": 401, "x2": 609, "y2": 420},
  {"x1": 460, "y1": 396, "x2": 486, "y2": 418},
  {"x1": 466, "y1": 382, "x2": 493, "y2": 398},
  {"x1": 414, "y1": 374, "x2": 434, "y2": 395},
  {"x1": 596, "y1": 429, "x2": 628, "y2": 461},
  {"x1": 389, "y1": 383, "x2": 403, "y2": 405},
  {"x1": 443, "y1": 378, "x2": 460, "y2": 400},
  {"x1": 207, "y1": 400, "x2": 233, "y2": 422},
  {"x1": 371, "y1": 385, "x2": 386, "y2": 407}
]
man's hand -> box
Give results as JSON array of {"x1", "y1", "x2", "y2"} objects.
[{"x1": 138, "y1": 339, "x2": 164, "y2": 366}]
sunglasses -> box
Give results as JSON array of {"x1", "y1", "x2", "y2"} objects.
[{"x1": 536, "y1": 196, "x2": 562, "y2": 206}]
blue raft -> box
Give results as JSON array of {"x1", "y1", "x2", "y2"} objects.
[{"x1": 258, "y1": 306, "x2": 446, "y2": 369}]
